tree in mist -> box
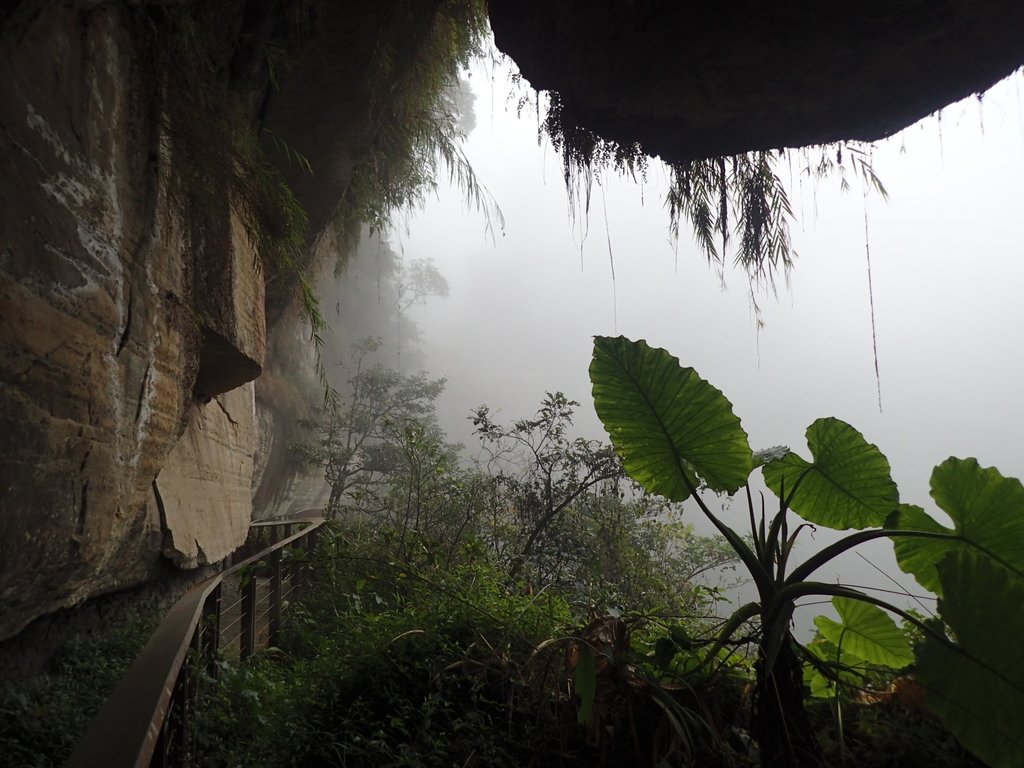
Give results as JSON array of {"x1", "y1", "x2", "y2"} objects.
[
  {"x1": 470, "y1": 392, "x2": 739, "y2": 611},
  {"x1": 470, "y1": 392, "x2": 623, "y2": 579},
  {"x1": 567, "y1": 490, "x2": 739, "y2": 616},
  {"x1": 394, "y1": 257, "x2": 448, "y2": 365},
  {"x1": 294, "y1": 337, "x2": 445, "y2": 516},
  {"x1": 369, "y1": 415, "x2": 466, "y2": 558}
]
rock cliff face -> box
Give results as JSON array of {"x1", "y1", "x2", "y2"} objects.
[
  {"x1": 0, "y1": 4, "x2": 264, "y2": 640},
  {"x1": 0, "y1": 0, "x2": 461, "y2": 644},
  {"x1": 251, "y1": 287, "x2": 332, "y2": 524}
]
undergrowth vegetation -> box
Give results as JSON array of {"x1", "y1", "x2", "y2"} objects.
[
  {"x1": 192, "y1": 530, "x2": 570, "y2": 767},
  {"x1": 191, "y1": 524, "x2": 754, "y2": 768},
  {"x1": 193, "y1": 376, "x2": 756, "y2": 766},
  {"x1": 187, "y1": 364, "x2": 992, "y2": 767},
  {"x1": 0, "y1": 615, "x2": 157, "y2": 768}
]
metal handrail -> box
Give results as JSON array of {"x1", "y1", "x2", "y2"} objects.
[{"x1": 67, "y1": 515, "x2": 325, "y2": 768}]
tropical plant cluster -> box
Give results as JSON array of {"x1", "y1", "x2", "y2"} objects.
[
  {"x1": 182, "y1": 342, "x2": 998, "y2": 767},
  {"x1": 589, "y1": 335, "x2": 1023, "y2": 767}
]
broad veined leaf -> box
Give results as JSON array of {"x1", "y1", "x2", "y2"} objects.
[
  {"x1": 813, "y1": 597, "x2": 913, "y2": 669},
  {"x1": 887, "y1": 504, "x2": 951, "y2": 594},
  {"x1": 590, "y1": 336, "x2": 752, "y2": 502},
  {"x1": 762, "y1": 417, "x2": 898, "y2": 529},
  {"x1": 916, "y1": 551, "x2": 1024, "y2": 768},
  {"x1": 890, "y1": 458, "x2": 1024, "y2": 595}
]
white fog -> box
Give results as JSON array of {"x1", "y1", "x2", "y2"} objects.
[{"x1": 392, "y1": 61, "x2": 1024, "y2": 629}]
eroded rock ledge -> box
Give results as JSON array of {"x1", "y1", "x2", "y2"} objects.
[{"x1": 489, "y1": 0, "x2": 1024, "y2": 164}]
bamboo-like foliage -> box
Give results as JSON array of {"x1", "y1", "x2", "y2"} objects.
[
  {"x1": 341, "y1": 0, "x2": 503, "y2": 240},
  {"x1": 540, "y1": 91, "x2": 886, "y2": 304}
]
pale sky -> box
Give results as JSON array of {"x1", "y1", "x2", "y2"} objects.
[{"x1": 395, "y1": 57, "x2": 1024, "y2": 630}]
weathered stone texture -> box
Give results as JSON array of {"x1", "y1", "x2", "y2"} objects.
[
  {"x1": 252, "y1": 398, "x2": 331, "y2": 521},
  {"x1": 0, "y1": 4, "x2": 264, "y2": 640},
  {"x1": 156, "y1": 384, "x2": 257, "y2": 569},
  {"x1": 251, "y1": 294, "x2": 329, "y2": 522},
  {"x1": 489, "y1": 0, "x2": 1024, "y2": 164}
]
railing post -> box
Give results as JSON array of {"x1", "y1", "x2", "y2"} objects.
[
  {"x1": 201, "y1": 583, "x2": 221, "y2": 680},
  {"x1": 292, "y1": 529, "x2": 315, "y2": 601},
  {"x1": 240, "y1": 569, "x2": 256, "y2": 659},
  {"x1": 184, "y1": 625, "x2": 202, "y2": 763},
  {"x1": 68, "y1": 519, "x2": 324, "y2": 768},
  {"x1": 154, "y1": 632, "x2": 194, "y2": 768},
  {"x1": 268, "y1": 549, "x2": 283, "y2": 648},
  {"x1": 153, "y1": 705, "x2": 171, "y2": 768}
]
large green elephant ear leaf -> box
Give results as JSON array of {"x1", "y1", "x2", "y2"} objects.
[
  {"x1": 887, "y1": 504, "x2": 952, "y2": 594},
  {"x1": 762, "y1": 417, "x2": 898, "y2": 529},
  {"x1": 889, "y1": 458, "x2": 1024, "y2": 595},
  {"x1": 813, "y1": 597, "x2": 913, "y2": 669},
  {"x1": 589, "y1": 336, "x2": 752, "y2": 502},
  {"x1": 915, "y1": 551, "x2": 1024, "y2": 768}
]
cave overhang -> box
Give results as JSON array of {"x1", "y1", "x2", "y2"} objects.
[{"x1": 488, "y1": 0, "x2": 1024, "y2": 164}]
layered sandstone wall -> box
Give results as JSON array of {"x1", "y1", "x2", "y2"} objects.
[
  {"x1": 0, "y1": 4, "x2": 264, "y2": 641},
  {"x1": 0, "y1": 0, "x2": 450, "y2": 642}
]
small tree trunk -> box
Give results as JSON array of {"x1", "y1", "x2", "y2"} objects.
[
  {"x1": 327, "y1": 481, "x2": 345, "y2": 520},
  {"x1": 754, "y1": 633, "x2": 823, "y2": 768}
]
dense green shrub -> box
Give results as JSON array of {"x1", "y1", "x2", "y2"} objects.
[
  {"x1": 191, "y1": 526, "x2": 573, "y2": 767},
  {"x1": 192, "y1": 523, "x2": 753, "y2": 767},
  {"x1": 0, "y1": 616, "x2": 156, "y2": 768}
]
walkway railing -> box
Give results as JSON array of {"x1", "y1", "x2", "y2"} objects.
[{"x1": 67, "y1": 516, "x2": 325, "y2": 768}]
